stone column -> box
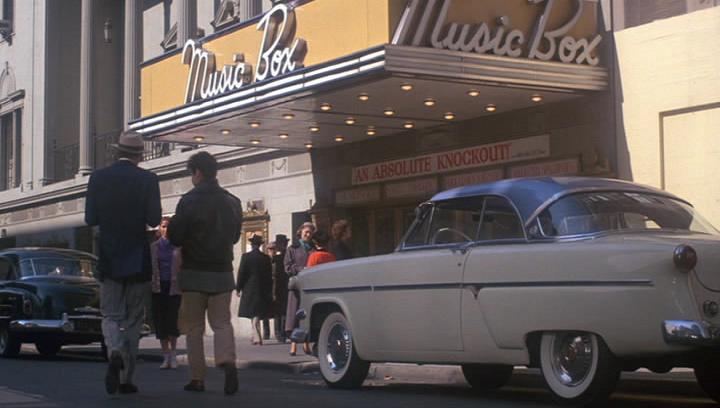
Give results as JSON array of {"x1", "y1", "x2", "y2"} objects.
[
  {"x1": 78, "y1": 0, "x2": 94, "y2": 176},
  {"x1": 177, "y1": 0, "x2": 197, "y2": 45},
  {"x1": 123, "y1": 0, "x2": 142, "y2": 130},
  {"x1": 238, "y1": 0, "x2": 263, "y2": 21}
]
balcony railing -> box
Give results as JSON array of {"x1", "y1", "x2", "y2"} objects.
[{"x1": 49, "y1": 132, "x2": 174, "y2": 184}]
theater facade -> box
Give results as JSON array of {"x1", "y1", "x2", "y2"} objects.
[{"x1": 133, "y1": 0, "x2": 615, "y2": 256}]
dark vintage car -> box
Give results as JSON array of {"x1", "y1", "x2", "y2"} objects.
[{"x1": 0, "y1": 248, "x2": 104, "y2": 357}]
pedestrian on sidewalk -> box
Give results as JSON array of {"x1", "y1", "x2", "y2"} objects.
[
  {"x1": 271, "y1": 234, "x2": 290, "y2": 343},
  {"x1": 167, "y1": 151, "x2": 243, "y2": 395},
  {"x1": 84, "y1": 131, "x2": 162, "y2": 395},
  {"x1": 330, "y1": 219, "x2": 355, "y2": 261},
  {"x1": 308, "y1": 230, "x2": 337, "y2": 266},
  {"x1": 285, "y1": 222, "x2": 315, "y2": 356},
  {"x1": 150, "y1": 217, "x2": 182, "y2": 369},
  {"x1": 236, "y1": 234, "x2": 273, "y2": 346}
]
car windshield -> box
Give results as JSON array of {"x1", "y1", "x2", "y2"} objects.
[
  {"x1": 535, "y1": 191, "x2": 718, "y2": 237},
  {"x1": 20, "y1": 257, "x2": 97, "y2": 278}
]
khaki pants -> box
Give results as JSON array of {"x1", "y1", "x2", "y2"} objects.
[{"x1": 179, "y1": 291, "x2": 236, "y2": 381}]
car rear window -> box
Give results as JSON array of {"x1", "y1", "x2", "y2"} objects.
[{"x1": 534, "y1": 191, "x2": 718, "y2": 237}]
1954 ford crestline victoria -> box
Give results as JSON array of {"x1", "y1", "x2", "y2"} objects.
[{"x1": 293, "y1": 177, "x2": 720, "y2": 407}]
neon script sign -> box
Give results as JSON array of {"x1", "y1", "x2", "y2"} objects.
[
  {"x1": 182, "y1": 3, "x2": 307, "y2": 104},
  {"x1": 394, "y1": 0, "x2": 602, "y2": 66}
]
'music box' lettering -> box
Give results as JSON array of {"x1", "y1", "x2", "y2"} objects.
[{"x1": 182, "y1": 3, "x2": 307, "y2": 104}]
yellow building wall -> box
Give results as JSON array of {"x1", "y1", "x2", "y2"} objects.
[{"x1": 615, "y1": 7, "x2": 720, "y2": 225}]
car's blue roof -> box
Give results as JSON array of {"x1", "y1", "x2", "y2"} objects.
[{"x1": 430, "y1": 177, "x2": 684, "y2": 223}]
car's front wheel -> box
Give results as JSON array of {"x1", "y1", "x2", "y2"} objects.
[
  {"x1": 461, "y1": 364, "x2": 514, "y2": 390},
  {"x1": 0, "y1": 326, "x2": 21, "y2": 358},
  {"x1": 694, "y1": 353, "x2": 720, "y2": 403},
  {"x1": 35, "y1": 341, "x2": 62, "y2": 356},
  {"x1": 539, "y1": 332, "x2": 620, "y2": 407},
  {"x1": 318, "y1": 312, "x2": 369, "y2": 389}
]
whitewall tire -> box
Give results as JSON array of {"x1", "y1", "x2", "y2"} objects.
[
  {"x1": 539, "y1": 332, "x2": 620, "y2": 406},
  {"x1": 318, "y1": 312, "x2": 369, "y2": 389}
]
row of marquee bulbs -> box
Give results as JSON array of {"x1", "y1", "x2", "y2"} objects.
[{"x1": 193, "y1": 83, "x2": 545, "y2": 147}]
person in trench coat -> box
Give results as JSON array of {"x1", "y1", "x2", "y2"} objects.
[{"x1": 236, "y1": 234, "x2": 273, "y2": 345}]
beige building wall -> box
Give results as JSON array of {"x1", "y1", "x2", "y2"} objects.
[{"x1": 615, "y1": 6, "x2": 720, "y2": 225}]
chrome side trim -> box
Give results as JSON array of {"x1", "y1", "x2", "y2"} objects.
[{"x1": 663, "y1": 320, "x2": 720, "y2": 346}]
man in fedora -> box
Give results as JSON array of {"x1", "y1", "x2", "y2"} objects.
[
  {"x1": 85, "y1": 131, "x2": 162, "y2": 395},
  {"x1": 167, "y1": 151, "x2": 242, "y2": 395}
]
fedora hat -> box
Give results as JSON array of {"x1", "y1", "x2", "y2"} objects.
[
  {"x1": 248, "y1": 234, "x2": 264, "y2": 246},
  {"x1": 275, "y1": 234, "x2": 289, "y2": 245},
  {"x1": 112, "y1": 131, "x2": 145, "y2": 155}
]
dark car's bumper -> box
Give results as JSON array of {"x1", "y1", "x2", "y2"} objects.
[
  {"x1": 10, "y1": 313, "x2": 102, "y2": 335},
  {"x1": 663, "y1": 320, "x2": 720, "y2": 346}
]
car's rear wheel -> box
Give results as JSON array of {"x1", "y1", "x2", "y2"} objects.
[
  {"x1": 35, "y1": 341, "x2": 62, "y2": 356},
  {"x1": 318, "y1": 312, "x2": 369, "y2": 389},
  {"x1": 539, "y1": 332, "x2": 620, "y2": 407},
  {"x1": 694, "y1": 354, "x2": 720, "y2": 403},
  {"x1": 461, "y1": 364, "x2": 514, "y2": 390},
  {"x1": 0, "y1": 326, "x2": 21, "y2": 358}
]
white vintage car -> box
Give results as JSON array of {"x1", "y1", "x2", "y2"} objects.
[{"x1": 293, "y1": 177, "x2": 720, "y2": 407}]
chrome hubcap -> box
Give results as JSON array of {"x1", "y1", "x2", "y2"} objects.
[
  {"x1": 552, "y1": 333, "x2": 594, "y2": 387},
  {"x1": 325, "y1": 323, "x2": 351, "y2": 373}
]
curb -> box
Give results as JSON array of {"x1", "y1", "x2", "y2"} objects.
[{"x1": 175, "y1": 353, "x2": 320, "y2": 374}]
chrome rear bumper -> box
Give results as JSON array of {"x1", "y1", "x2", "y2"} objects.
[{"x1": 663, "y1": 320, "x2": 720, "y2": 346}]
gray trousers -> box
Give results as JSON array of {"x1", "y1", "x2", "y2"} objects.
[{"x1": 100, "y1": 279, "x2": 150, "y2": 384}]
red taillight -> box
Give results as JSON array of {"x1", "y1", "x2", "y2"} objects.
[{"x1": 673, "y1": 244, "x2": 697, "y2": 273}]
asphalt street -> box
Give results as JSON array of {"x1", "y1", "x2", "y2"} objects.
[{"x1": 0, "y1": 349, "x2": 718, "y2": 408}]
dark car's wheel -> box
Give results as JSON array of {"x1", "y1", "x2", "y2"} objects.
[
  {"x1": 694, "y1": 355, "x2": 720, "y2": 403},
  {"x1": 461, "y1": 364, "x2": 514, "y2": 390},
  {"x1": 35, "y1": 342, "x2": 62, "y2": 356},
  {"x1": 0, "y1": 326, "x2": 21, "y2": 358},
  {"x1": 318, "y1": 312, "x2": 369, "y2": 389},
  {"x1": 539, "y1": 332, "x2": 620, "y2": 407}
]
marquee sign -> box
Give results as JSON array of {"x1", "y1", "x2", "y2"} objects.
[
  {"x1": 394, "y1": 0, "x2": 602, "y2": 66},
  {"x1": 351, "y1": 135, "x2": 550, "y2": 185},
  {"x1": 182, "y1": 3, "x2": 308, "y2": 104}
]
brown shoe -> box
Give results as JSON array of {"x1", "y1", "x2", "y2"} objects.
[
  {"x1": 183, "y1": 380, "x2": 205, "y2": 392},
  {"x1": 222, "y1": 364, "x2": 238, "y2": 395}
]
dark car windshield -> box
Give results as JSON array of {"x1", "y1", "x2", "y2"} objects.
[
  {"x1": 20, "y1": 257, "x2": 97, "y2": 278},
  {"x1": 534, "y1": 191, "x2": 718, "y2": 237}
]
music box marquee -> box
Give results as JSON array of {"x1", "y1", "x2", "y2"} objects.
[{"x1": 182, "y1": 3, "x2": 308, "y2": 104}]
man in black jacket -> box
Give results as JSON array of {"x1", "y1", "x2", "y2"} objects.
[
  {"x1": 85, "y1": 131, "x2": 162, "y2": 395},
  {"x1": 168, "y1": 151, "x2": 242, "y2": 395}
]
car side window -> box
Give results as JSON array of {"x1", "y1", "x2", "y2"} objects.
[
  {"x1": 0, "y1": 257, "x2": 12, "y2": 280},
  {"x1": 19, "y1": 260, "x2": 34, "y2": 277},
  {"x1": 477, "y1": 197, "x2": 525, "y2": 240},
  {"x1": 428, "y1": 198, "x2": 484, "y2": 245}
]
